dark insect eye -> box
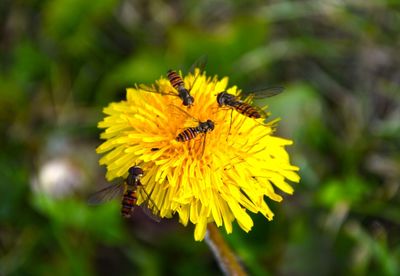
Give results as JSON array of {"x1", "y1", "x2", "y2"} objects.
[{"x1": 129, "y1": 166, "x2": 143, "y2": 175}]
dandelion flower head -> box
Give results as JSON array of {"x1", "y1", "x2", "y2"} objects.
[{"x1": 96, "y1": 68, "x2": 300, "y2": 241}]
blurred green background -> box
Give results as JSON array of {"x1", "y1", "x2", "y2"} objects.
[{"x1": 1, "y1": 0, "x2": 400, "y2": 275}]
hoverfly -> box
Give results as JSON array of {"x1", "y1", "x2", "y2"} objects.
[
  {"x1": 138, "y1": 56, "x2": 207, "y2": 107},
  {"x1": 216, "y1": 86, "x2": 284, "y2": 119},
  {"x1": 172, "y1": 105, "x2": 215, "y2": 156},
  {"x1": 88, "y1": 166, "x2": 160, "y2": 221},
  {"x1": 176, "y1": 119, "x2": 215, "y2": 142}
]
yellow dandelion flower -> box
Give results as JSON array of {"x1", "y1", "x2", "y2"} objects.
[{"x1": 96, "y1": 69, "x2": 300, "y2": 241}]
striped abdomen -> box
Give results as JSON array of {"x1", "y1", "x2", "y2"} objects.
[
  {"x1": 176, "y1": 127, "x2": 200, "y2": 142},
  {"x1": 167, "y1": 70, "x2": 185, "y2": 90},
  {"x1": 232, "y1": 102, "x2": 261, "y2": 119},
  {"x1": 121, "y1": 189, "x2": 137, "y2": 218}
]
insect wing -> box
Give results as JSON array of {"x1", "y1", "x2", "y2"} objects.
[
  {"x1": 137, "y1": 84, "x2": 178, "y2": 97},
  {"x1": 188, "y1": 55, "x2": 208, "y2": 91},
  {"x1": 138, "y1": 187, "x2": 161, "y2": 222},
  {"x1": 87, "y1": 183, "x2": 124, "y2": 205},
  {"x1": 141, "y1": 205, "x2": 161, "y2": 222},
  {"x1": 246, "y1": 86, "x2": 284, "y2": 99},
  {"x1": 188, "y1": 55, "x2": 208, "y2": 75},
  {"x1": 169, "y1": 104, "x2": 199, "y2": 123}
]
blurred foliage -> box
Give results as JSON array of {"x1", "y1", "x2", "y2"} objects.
[{"x1": 1, "y1": 0, "x2": 400, "y2": 275}]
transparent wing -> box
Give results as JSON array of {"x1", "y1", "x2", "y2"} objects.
[
  {"x1": 141, "y1": 204, "x2": 161, "y2": 222},
  {"x1": 137, "y1": 84, "x2": 178, "y2": 97},
  {"x1": 138, "y1": 186, "x2": 161, "y2": 222},
  {"x1": 188, "y1": 55, "x2": 208, "y2": 91},
  {"x1": 169, "y1": 104, "x2": 199, "y2": 123},
  {"x1": 87, "y1": 183, "x2": 124, "y2": 205},
  {"x1": 245, "y1": 86, "x2": 284, "y2": 99},
  {"x1": 189, "y1": 55, "x2": 208, "y2": 75}
]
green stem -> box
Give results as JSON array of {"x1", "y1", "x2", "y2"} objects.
[{"x1": 205, "y1": 223, "x2": 247, "y2": 276}]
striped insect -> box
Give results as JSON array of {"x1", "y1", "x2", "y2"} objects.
[
  {"x1": 165, "y1": 69, "x2": 195, "y2": 106},
  {"x1": 138, "y1": 56, "x2": 207, "y2": 106},
  {"x1": 172, "y1": 105, "x2": 215, "y2": 156},
  {"x1": 176, "y1": 119, "x2": 215, "y2": 142},
  {"x1": 88, "y1": 166, "x2": 160, "y2": 221},
  {"x1": 216, "y1": 86, "x2": 284, "y2": 119}
]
